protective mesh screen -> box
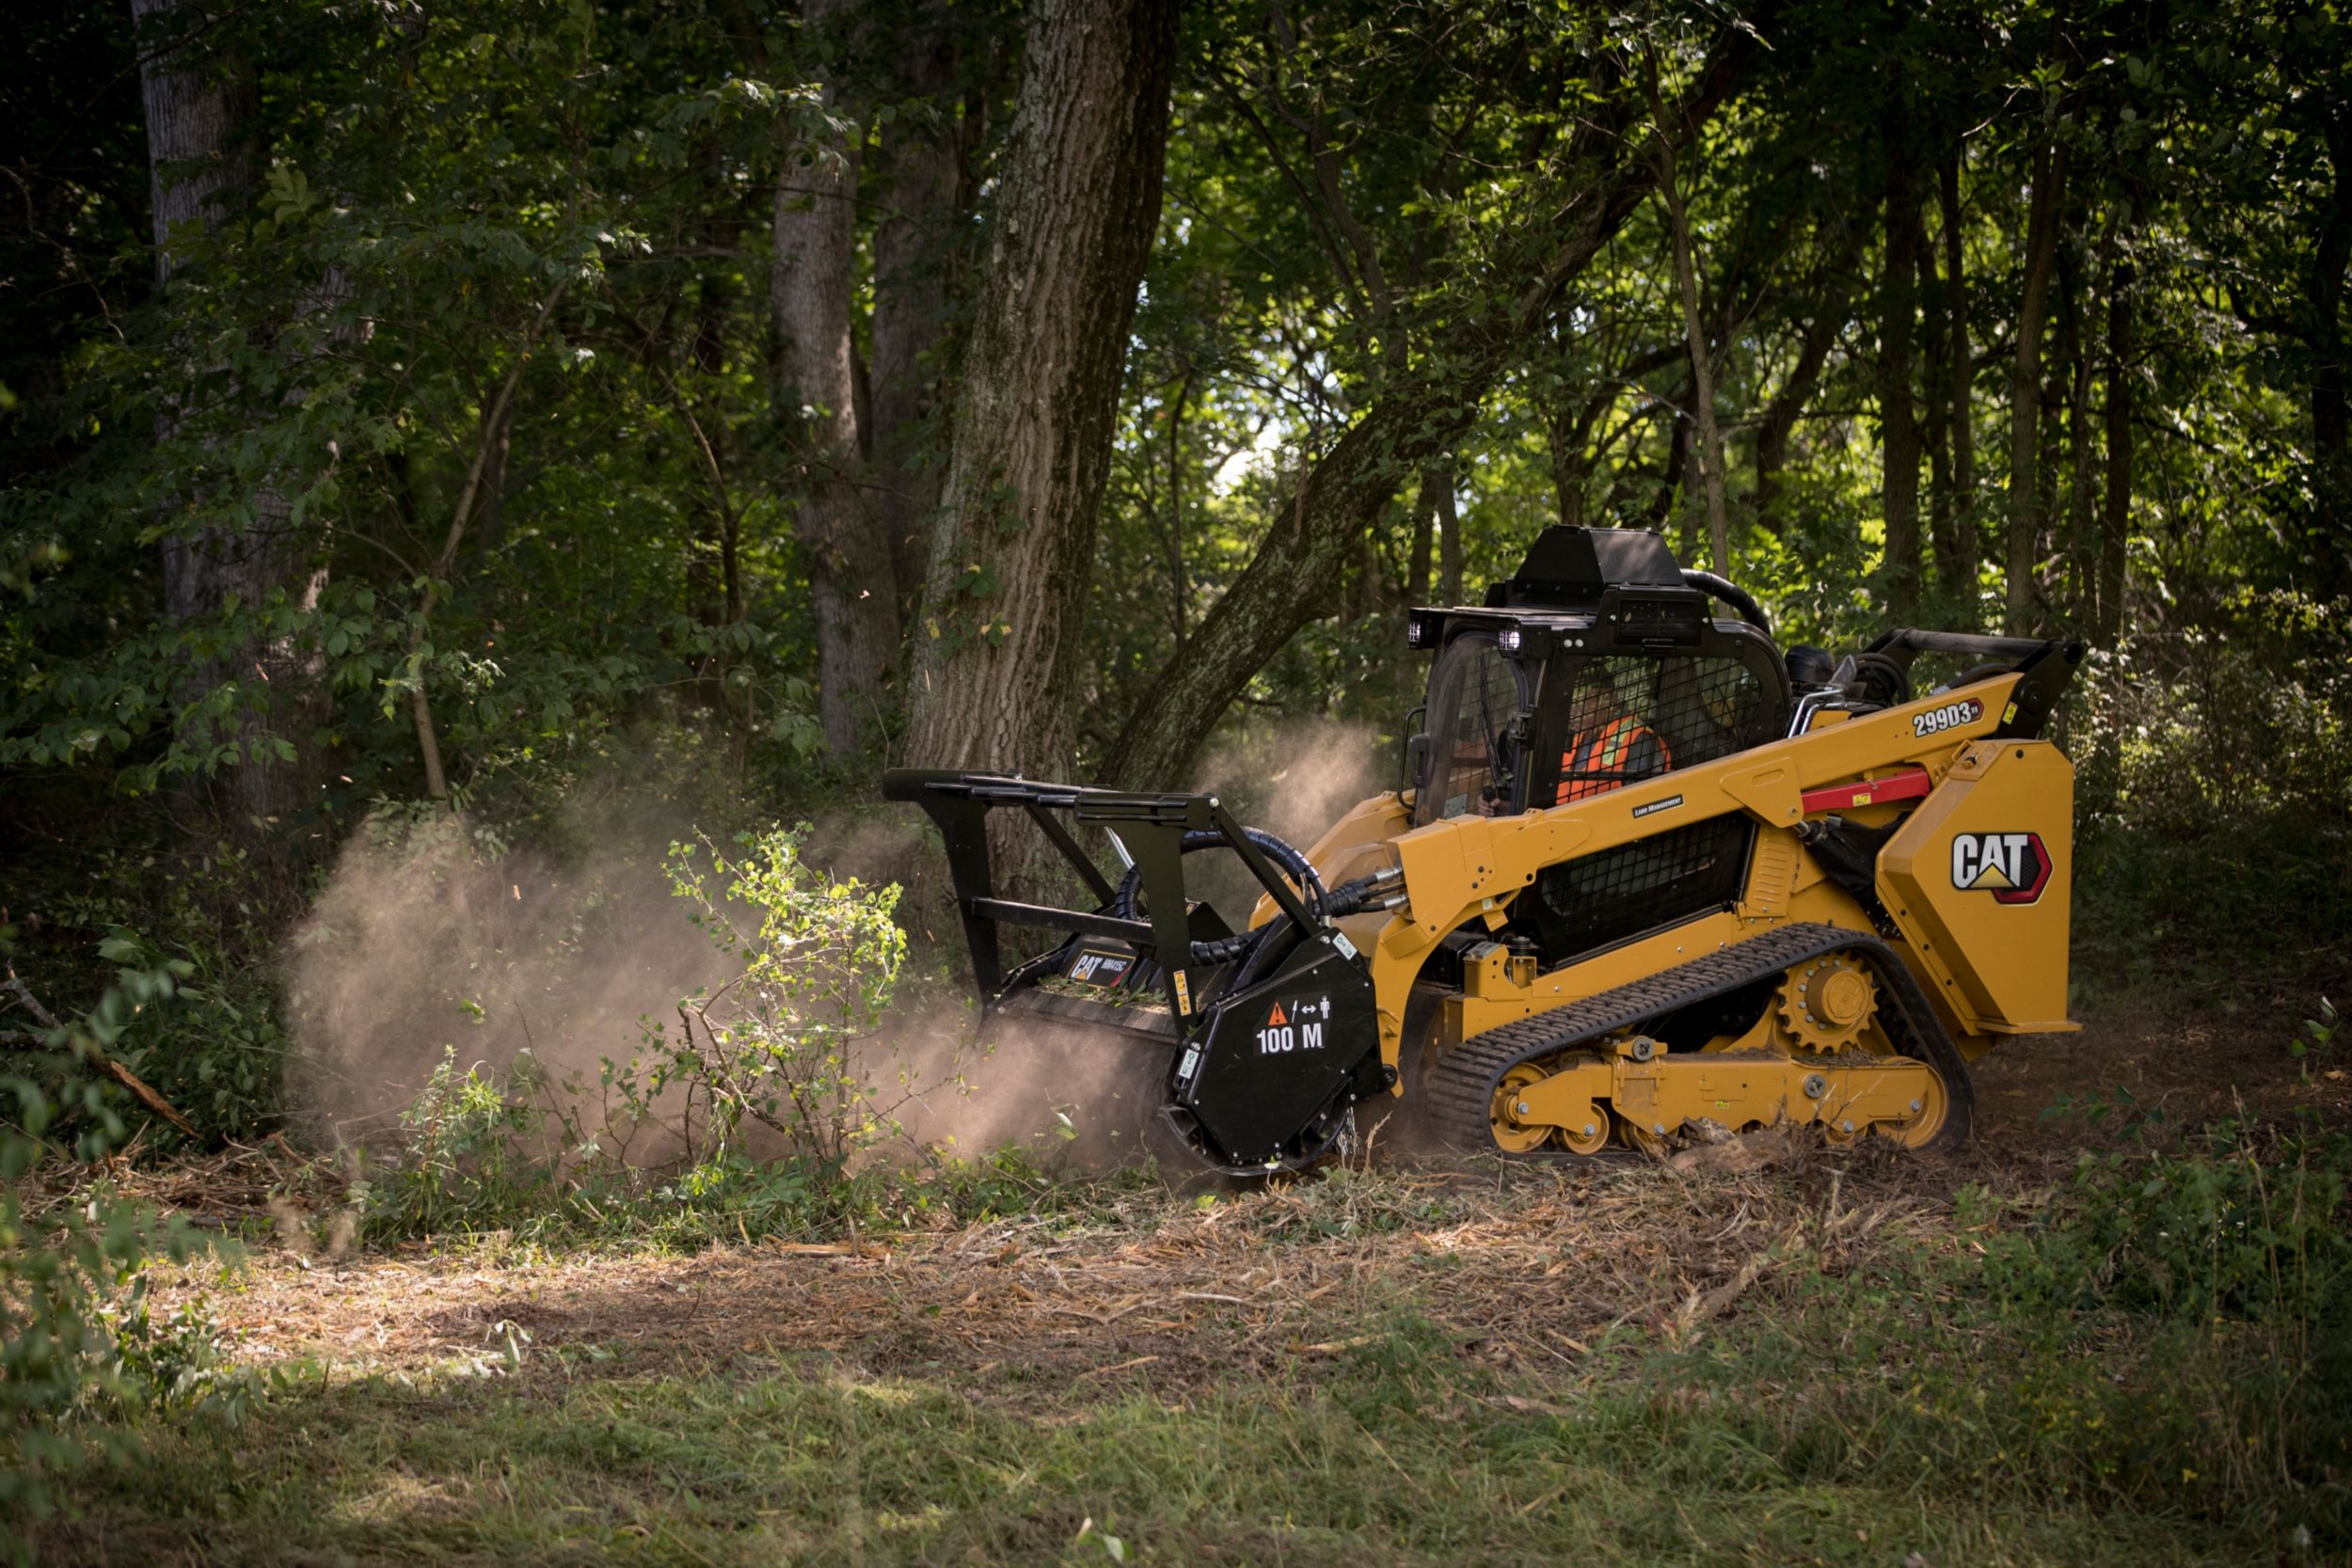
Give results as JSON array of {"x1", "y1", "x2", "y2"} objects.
[
  {"x1": 1417, "y1": 636, "x2": 1526, "y2": 826},
  {"x1": 1552, "y1": 654, "x2": 1777, "y2": 804},
  {"x1": 1534, "y1": 814, "x2": 1751, "y2": 959}
]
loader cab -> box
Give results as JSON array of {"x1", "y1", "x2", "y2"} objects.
[
  {"x1": 1406, "y1": 527, "x2": 1790, "y2": 829},
  {"x1": 1405, "y1": 527, "x2": 1792, "y2": 962}
]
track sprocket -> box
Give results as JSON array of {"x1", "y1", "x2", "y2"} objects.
[{"x1": 1776, "y1": 952, "x2": 1878, "y2": 1053}]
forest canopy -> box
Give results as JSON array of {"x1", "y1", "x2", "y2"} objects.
[{"x1": 2, "y1": 0, "x2": 2347, "y2": 962}]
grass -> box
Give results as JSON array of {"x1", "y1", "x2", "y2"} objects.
[
  {"x1": 37, "y1": 1319, "x2": 2285, "y2": 1567},
  {"x1": 27, "y1": 1130, "x2": 2352, "y2": 1568}
]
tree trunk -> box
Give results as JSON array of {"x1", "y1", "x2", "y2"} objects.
[
  {"x1": 1647, "y1": 400, "x2": 1692, "y2": 536},
  {"x1": 1918, "y1": 212, "x2": 1953, "y2": 606},
  {"x1": 1098, "y1": 24, "x2": 1767, "y2": 791},
  {"x1": 1436, "y1": 467, "x2": 1463, "y2": 606},
  {"x1": 136, "y1": 0, "x2": 327, "y2": 867},
  {"x1": 1406, "y1": 467, "x2": 1438, "y2": 603},
  {"x1": 869, "y1": 2, "x2": 989, "y2": 613},
  {"x1": 1879, "y1": 104, "x2": 1923, "y2": 616},
  {"x1": 2099, "y1": 245, "x2": 2133, "y2": 647},
  {"x1": 1755, "y1": 303, "x2": 1842, "y2": 538},
  {"x1": 2312, "y1": 115, "x2": 2352, "y2": 598},
  {"x1": 1649, "y1": 57, "x2": 1731, "y2": 575},
  {"x1": 774, "y1": 0, "x2": 900, "y2": 759},
  {"x1": 901, "y1": 0, "x2": 1182, "y2": 784},
  {"x1": 2059, "y1": 230, "x2": 2096, "y2": 627},
  {"x1": 2008, "y1": 136, "x2": 2068, "y2": 634},
  {"x1": 1939, "y1": 145, "x2": 1977, "y2": 615}
]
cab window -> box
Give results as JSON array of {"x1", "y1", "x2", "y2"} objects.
[{"x1": 1415, "y1": 634, "x2": 1528, "y2": 827}]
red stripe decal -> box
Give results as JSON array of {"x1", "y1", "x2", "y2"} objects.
[{"x1": 1799, "y1": 767, "x2": 1934, "y2": 815}]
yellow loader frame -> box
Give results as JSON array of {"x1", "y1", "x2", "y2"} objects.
[{"x1": 1269, "y1": 666, "x2": 2076, "y2": 1150}]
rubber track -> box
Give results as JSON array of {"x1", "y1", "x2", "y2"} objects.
[{"x1": 1423, "y1": 921, "x2": 1977, "y2": 1159}]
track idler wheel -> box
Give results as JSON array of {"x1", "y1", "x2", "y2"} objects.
[
  {"x1": 1848, "y1": 1058, "x2": 1953, "y2": 1148},
  {"x1": 1489, "y1": 1064, "x2": 1555, "y2": 1153}
]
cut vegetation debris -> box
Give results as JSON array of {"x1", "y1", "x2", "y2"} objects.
[{"x1": 24, "y1": 1123, "x2": 2352, "y2": 1568}]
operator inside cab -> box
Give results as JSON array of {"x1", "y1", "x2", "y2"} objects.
[{"x1": 1556, "y1": 658, "x2": 1673, "y2": 803}]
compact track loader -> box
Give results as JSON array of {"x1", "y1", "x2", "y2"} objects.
[{"x1": 885, "y1": 527, "x2": 2084, "y2": 1173}]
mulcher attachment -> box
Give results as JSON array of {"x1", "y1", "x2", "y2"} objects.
[{"x1": 882, "y1": 770, "x2": 1392, "y2": 1173}]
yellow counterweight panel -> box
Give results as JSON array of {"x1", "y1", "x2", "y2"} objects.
[{"x1": 1878, "y1": 740, "x2": 2076, "y2": 1035}]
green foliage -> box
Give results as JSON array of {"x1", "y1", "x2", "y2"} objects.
[
  {"x1": 1662, "y1": 1119, "x2": 2352, "y2": 1550},
  {"x1": 2071, "y1": 604, "x2": 2352, "y2": 984},
  {"x1": 656, "y1": 827, "x2": 910, "y2": 1168},
  {"x1": 2001, "y1": 1119, "x2": 2352, "y2": 1325},
  {"x1": 342, "y1": 825, "x2": 1007, "y2": 1250},
  {"x1": 0, "y1": 975, "x2": 243, "y2": 1553},
  {"x1": 363, "y1": 1047, "x2": 549, "y2": 1241}
]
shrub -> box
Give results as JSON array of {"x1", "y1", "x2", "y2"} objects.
[
  {"x1": 638, "y1": 827, "x2": 911, "y2": 1172},
  {"x1": 351, "y1": 823, "x2": 930, "y2": 1245},
  {"x1": 360, "y1": 1046, "x2": 552, "y2": 1242},
  {"x1": 0, "y1": 974, "x2": 241, "y2": 1558}
]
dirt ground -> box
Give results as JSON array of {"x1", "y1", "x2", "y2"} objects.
[
  {"x1": 1972, "y1": 977, "x2": 2348, "y2": 1149},
  {"x1": 125, "y1": 974, "x2": 2349, "y2": 1400}
]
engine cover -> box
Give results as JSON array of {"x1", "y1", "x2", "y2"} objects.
[{"x1": 1171, "y1": 933, "x2": 1383, "y2": 1168}]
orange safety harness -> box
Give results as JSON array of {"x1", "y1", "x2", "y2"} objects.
[{"x1": 1556, "y1": 715, "x2": 1672, "y2": 803}]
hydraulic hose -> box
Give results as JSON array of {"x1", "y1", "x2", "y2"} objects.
[
  {"x1": 1681, "y1": 568, "x2": 1772, "y2": 637},
  {"x1": 1112, "y1": 826, "x2": 1327, "y2": 969}
]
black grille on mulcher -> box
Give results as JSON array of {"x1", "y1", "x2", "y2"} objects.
[{"x1": 1531, "y1": 814, "x2": 1752, "y2": 961}]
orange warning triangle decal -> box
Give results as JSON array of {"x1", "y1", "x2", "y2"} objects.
[{"x1": 1267, "y1": 1001, "x2": 1287, "y2": 1026}]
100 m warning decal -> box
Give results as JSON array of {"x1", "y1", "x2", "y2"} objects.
[
  {"x1": 1256, "y1": 995, "x2": 1331, "y2": 1053},
  {"x1": 1951, "y1": 832, "x2": 2052, "y2": 905}
]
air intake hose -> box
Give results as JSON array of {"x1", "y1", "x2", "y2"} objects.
[{"x1": 1681, "y1": 568, "x2": 1772, "y2": 636}]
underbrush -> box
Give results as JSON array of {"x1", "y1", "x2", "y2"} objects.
[
  {"x1": 2070, "y1": 610, "x2": 2352, "y2": 1001},
  {"x1": 1, "y1": 1060, "x2": 246, "y2": 1556},
  {"x1": 294, "y1": 825, "x2": 1139, "y2": 1256},
  {"x1": 1659, "y1": 1118, "x2": 2352, "y2": 1554}
]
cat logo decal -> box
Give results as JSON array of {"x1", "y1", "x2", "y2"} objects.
[{"x1": 1949, "y1": 832, "x2": 2052, "y2": 905}]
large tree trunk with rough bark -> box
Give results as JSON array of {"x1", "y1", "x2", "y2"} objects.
[
  {"x1": 137, "y1": 0, "x2": 327, "y2": 868},
  {"x1": 1879, "y1": 103, "x2": 1923, "y2": 616},
  {"x1": 901, "y1": 0, "x2": 1181, "y2": 783},
  {"x1": 774, "y1": 0, "x2": 900, "y2": 759},
  {"x1": 2008, "y1": 137, "x2": 2068, "y2": 633},
  {"x1": 1098, "y1": 24, "x2": 1766, "y2": 791}
]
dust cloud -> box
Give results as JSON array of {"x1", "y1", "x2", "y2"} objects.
[
  {"x1": 278, "y1": 721, "x2": 1391, "y2": 1171},
  {"x1": 281, "y1": 806, "x2": 733, "y2": 1148},
  {"x1": 1182, "y1": 716, "x2": 1394, "y2": 918},
  {"x1": 281, "y1": 799, "x2": 1138, "y2": 1169}
]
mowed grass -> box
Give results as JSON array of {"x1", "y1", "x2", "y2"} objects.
[
  {"x1": 37, "y1": 1145, "x2": 2348, "y2": 1568},
  {"x1": 38, "y1": 1327, "x2": 2264, "y2": 1567}
]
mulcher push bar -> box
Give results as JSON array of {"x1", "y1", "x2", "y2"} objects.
[{"x1": 880, "y1": 769, "x2": 1324, "y2": 1020}]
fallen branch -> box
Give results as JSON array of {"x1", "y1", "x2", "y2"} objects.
[
  {"x1": 2, "y1": 956, "x2": 199, "y2": 1139},
  {"x1": 4, "y1": 970, "x2": 62, "y2": 1030}
]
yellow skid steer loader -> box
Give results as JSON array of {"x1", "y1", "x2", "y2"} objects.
[{"x1": 886, "y1": 527, "x2": 2082, "y2": 1173}]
